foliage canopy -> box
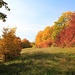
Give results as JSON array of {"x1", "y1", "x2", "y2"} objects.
[{"x1": 0, "y1": 0, "x2": 10, "y2": 22}]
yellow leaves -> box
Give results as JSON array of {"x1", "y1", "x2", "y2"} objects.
[
  {"x1": 35, "y1": 31, "x2": 43, "y2": 43},
  {"x1": 35, "y1": 26, "x2": 53, "y2": 48}
]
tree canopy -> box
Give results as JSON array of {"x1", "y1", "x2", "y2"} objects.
[
  {"x1": 0, "y1": 0, "x2": 10, "y2": 22},
  {"x1": 35, "y1": 11, "x2": 75, "y2": 48},
  {"x1": 0, "y1": 27, "x2": 21, "y2": 62}
]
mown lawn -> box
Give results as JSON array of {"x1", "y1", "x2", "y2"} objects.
[{"x1": 0, "y1": 47, "x2": 75, "y2": 75}]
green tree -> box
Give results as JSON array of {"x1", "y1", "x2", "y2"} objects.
[{"x1": 0, "y1": 0, "x2": 10, "y2": 22}]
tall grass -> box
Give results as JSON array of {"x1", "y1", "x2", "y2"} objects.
[{"x1": 0, "y1": 47, "x2": 75, "y2": 75}]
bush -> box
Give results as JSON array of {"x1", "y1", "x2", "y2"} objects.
[{"x1": 21, "y1": 38, "x2": 32, "y2": 48}]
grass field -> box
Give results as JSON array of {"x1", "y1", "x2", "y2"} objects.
[{"x1": 0, "y1": 47, "x2": 75, "y2": 75}]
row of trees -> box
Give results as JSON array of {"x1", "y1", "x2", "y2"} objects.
[{"x1": 35, "y1": 11, "x2": 75, "y2": 48}]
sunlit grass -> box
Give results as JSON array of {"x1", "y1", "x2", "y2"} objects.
[
  {"x1": 0, "y1": 47, "x2": 75, "y2": 75},
  {"x1": 21, "y1": 47, "x2": 75, "y2": 54}
]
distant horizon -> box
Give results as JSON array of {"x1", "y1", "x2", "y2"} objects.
[{"x1": 0, "y1": 0, "x2": 75, "y2": 42}]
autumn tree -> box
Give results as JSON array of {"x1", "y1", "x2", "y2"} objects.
[
  {"x1": 55, "y1": 12, "x2": 75, "y2": 47},
  {"x1": 0, "y1": 27, "x2": 21, "y2": 62},
  {"x1": 21, "y1": 38, "x2": 32, "y2": 48},
  {"x1": 42, "y1": 26, "x2": 53, "y2": 40},
  {"x1": 35, "y1": 31, "x2": 43, "y2": 47},
  {"x1": 41, "y1": 38, "x2": 53, "y2": 48},
  {"x1": 0, "y1": 0, "x2": 10, "y2": 22},
  {"x1": 52, "y1": 11, "x2": 73, "y2": 41},
  {"x1": 35, "y1": 26, "x2": 53, "y2": 48}
]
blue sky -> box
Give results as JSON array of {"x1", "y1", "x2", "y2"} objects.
[{"x1": 0, "y1": 0, "x2": 75, "y2": 42}]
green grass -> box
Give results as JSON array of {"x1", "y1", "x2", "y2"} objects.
[{"x1": 0, "y1": 47, "x2": 75, "y2": 75}]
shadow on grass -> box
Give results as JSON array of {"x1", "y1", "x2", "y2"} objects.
[{"x1": 0, "y1": 52, "x2": 75, "y2": 75}]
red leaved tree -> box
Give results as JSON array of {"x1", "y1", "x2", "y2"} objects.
[{"x1": 55, "y1": 12, "x2": 75, "y2": 47}]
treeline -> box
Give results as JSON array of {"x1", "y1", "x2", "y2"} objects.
[
  {"x1": 35, "y1": 11, "x2": 75, "y2": 48},
  {"x1": 0, "y1": 27, "x2": 32, "y2": 62}
]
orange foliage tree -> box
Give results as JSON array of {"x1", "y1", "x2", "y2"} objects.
[
  {"x1": 0, "y1": 27, "x2": 21, "y2": 62},
  {"x1": 35, "y1": 26, "x2": 53, "y2": 48},
  {"x1": 35, "y1": 31, "x2": 43, "y2": 47}
]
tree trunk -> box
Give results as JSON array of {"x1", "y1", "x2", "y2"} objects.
[{"x1": 4, "y1": 54, "x2": 7, "y2": 62}]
